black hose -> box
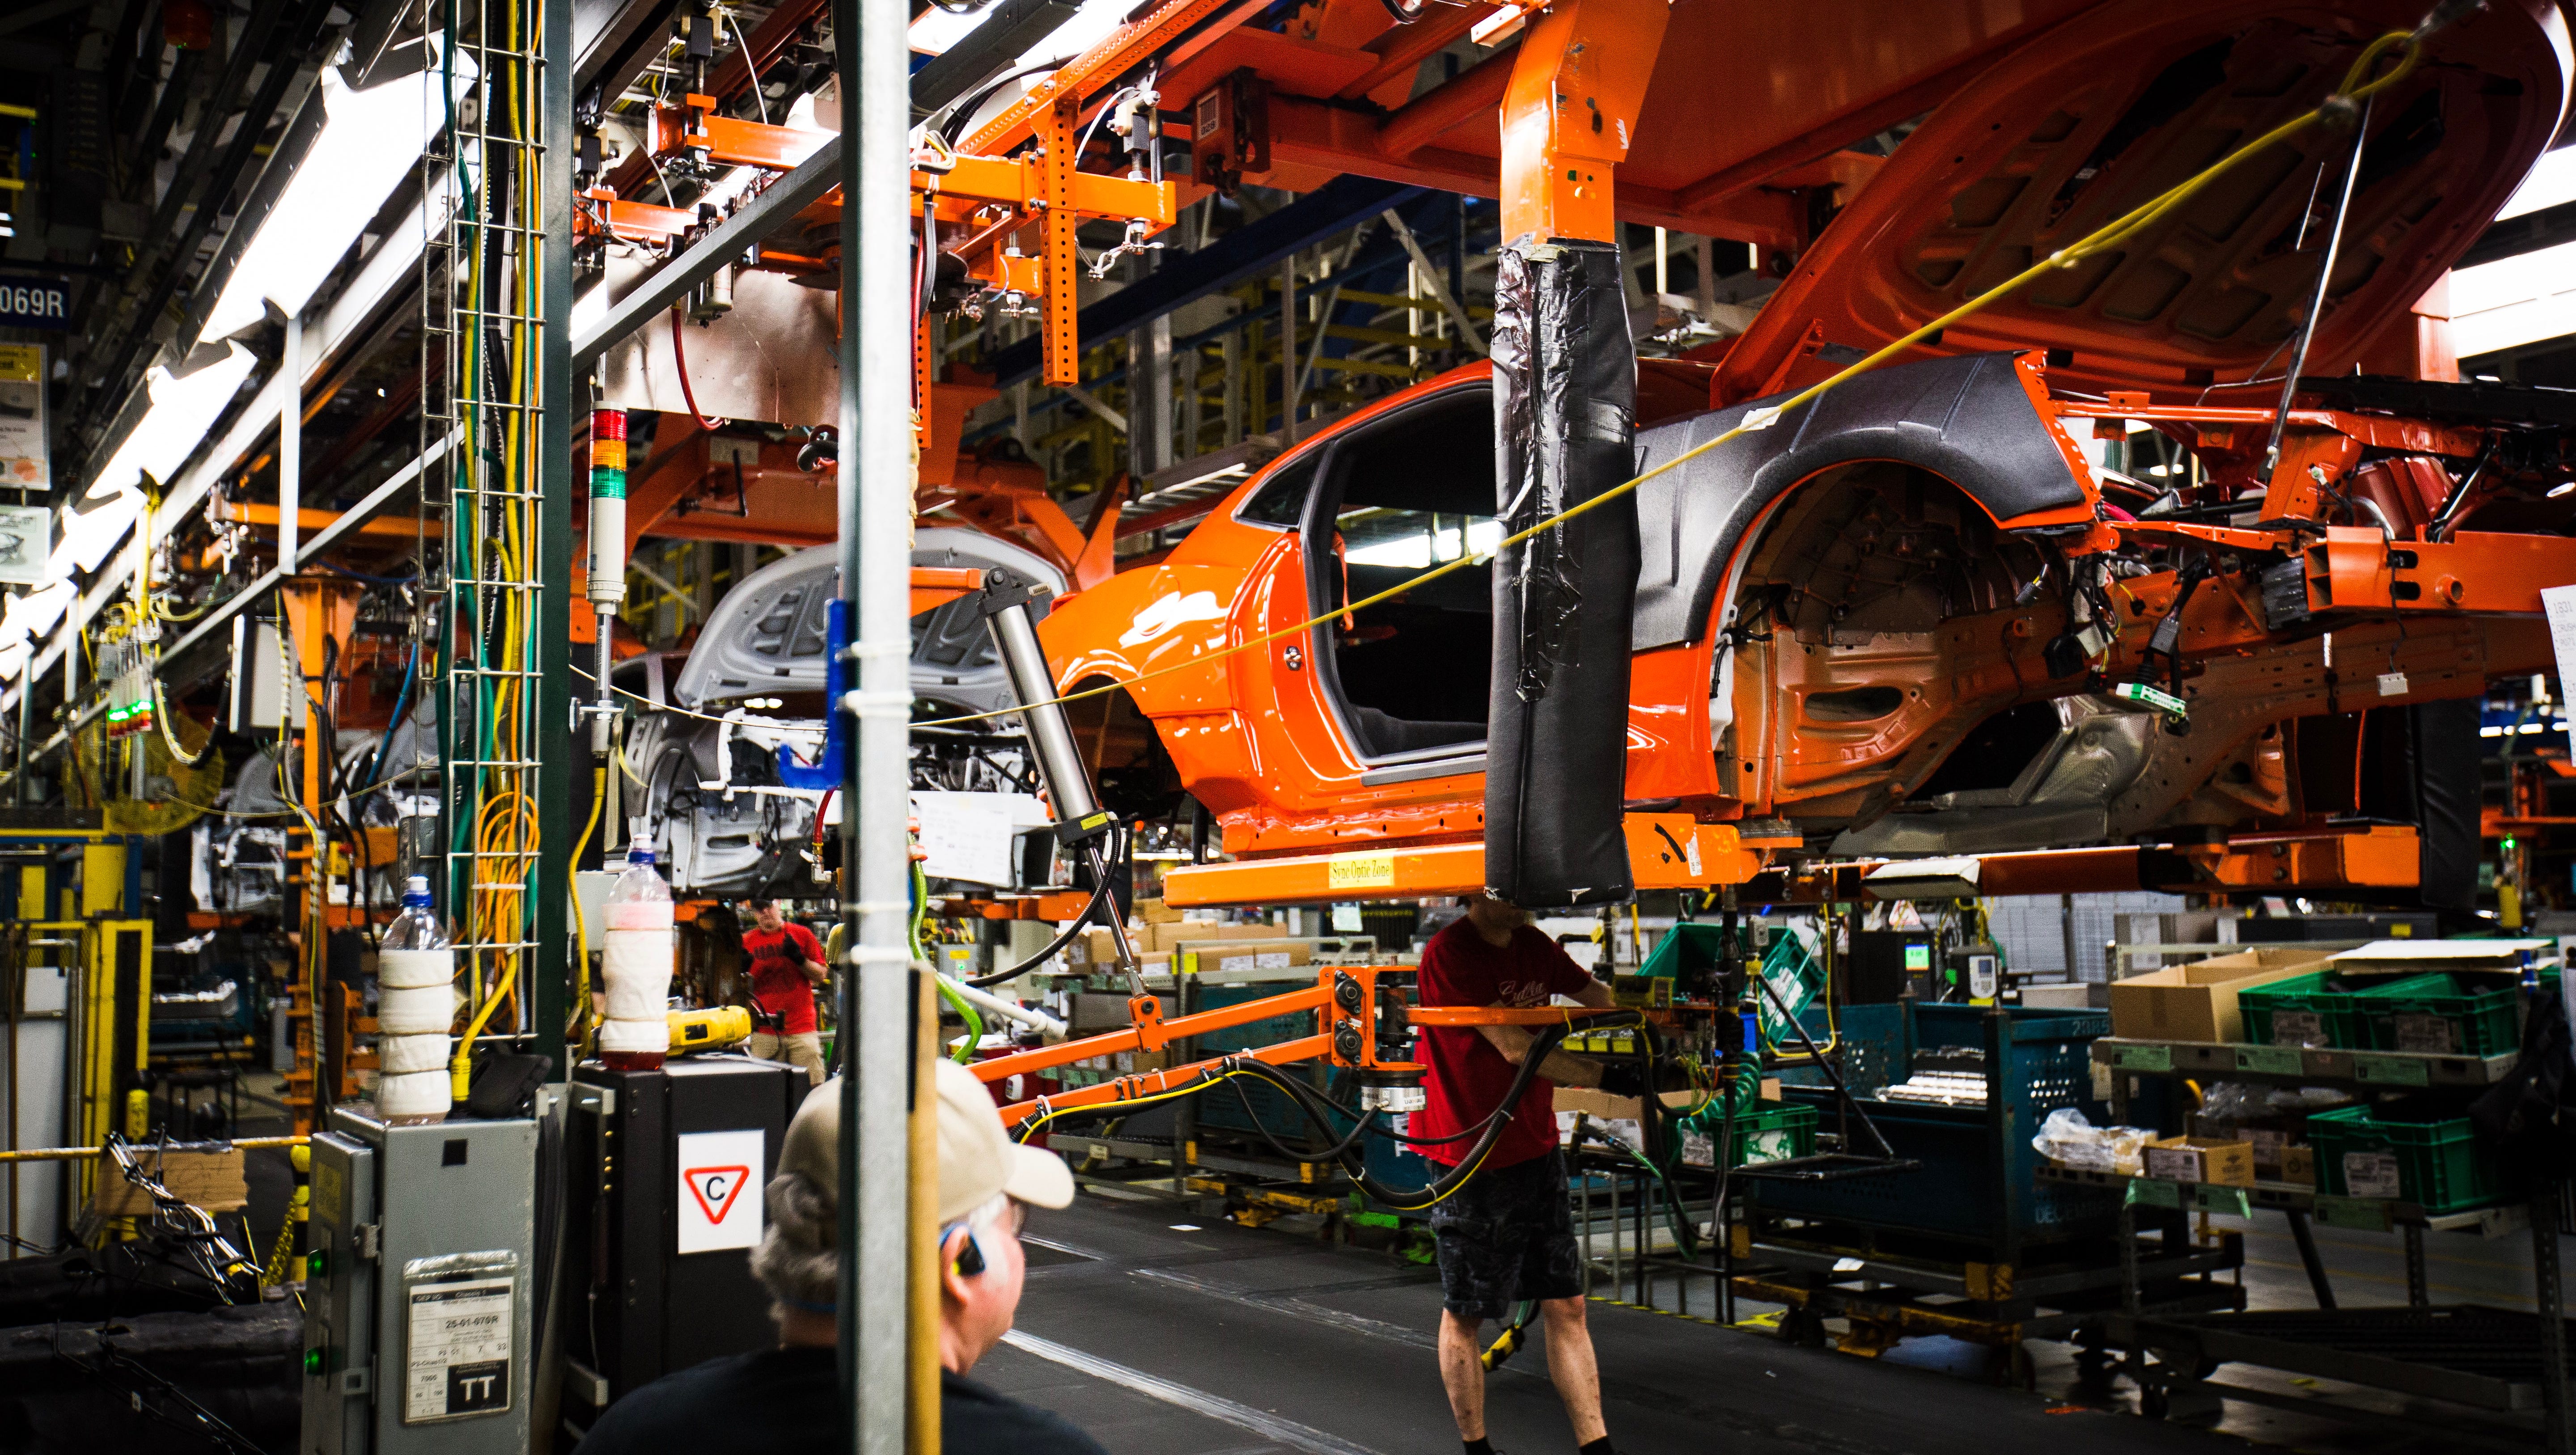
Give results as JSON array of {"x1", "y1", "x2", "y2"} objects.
[
  {"x1": 1230, "y1": 1024, "x2": 1586, "y2": 1209},
  {"x1": 964, "y1": 870, "x2": 1115, "y2": 988}
]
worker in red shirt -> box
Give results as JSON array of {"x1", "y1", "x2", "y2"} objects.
[
  {"x1": 741, "y1": 899, "x2": 828, "y2": 1087},
  {"x1": 1415, "y1": 894, "x2": 1643, "y2": 1455}
]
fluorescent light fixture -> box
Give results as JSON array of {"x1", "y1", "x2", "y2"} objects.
[
  {"x1": 2449, "y1": 237, "x2": 2576, "y2": 358},
  {"x1": 0, "y1": 579, "x2": 76, "y2": 679},
  {"x1": 2499, "y1": 146, "x2": 2576, "y2": 222},
  {"x1": 911, "y1": 0, "x2": 1130, "y2": 72},
  {"x1": 54, "y1": 491, "x2": 143, "y2": 577},
  {"x1": 202, "y1": 46, "x2": 479, "y2": 341},
  {"x1": 85, "y1": 340, "x2": 259, "y2": 506}
]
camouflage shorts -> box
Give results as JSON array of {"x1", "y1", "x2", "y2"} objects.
[{"x1": 1429, "y1": 1149, "x2": 1582, "y2": 1320}]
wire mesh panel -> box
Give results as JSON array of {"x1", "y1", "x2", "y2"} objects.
[{"x1": 428, "y1": 0, "x2": 551, "y2": 1046}]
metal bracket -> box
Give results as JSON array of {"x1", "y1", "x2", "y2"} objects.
[
  {"x1": 352, "y1": 1223, "x2": 381, "y2": 1261},
  {"x1": 573, "y1": 1083, "x2": 618, "y2": 1116},
  {"x1": 339, "y1": 1365, "x2": 372, "y2": 1397}
]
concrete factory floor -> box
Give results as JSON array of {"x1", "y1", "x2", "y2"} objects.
[
  {"x1": 987, "y1": 1187, "x2": 2567, "y2": 1455},
  {"x1": 224, "y1": 1074, "x2": 2563, "y2": 1453}
]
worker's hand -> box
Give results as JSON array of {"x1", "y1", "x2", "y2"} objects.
[
  {"x1": 1596, "y1": 1063, "x2": 1649, "y2": 1100},
  {"x1": 1595, "y1": 1060, "x2": 1693, "y2": 1100}
]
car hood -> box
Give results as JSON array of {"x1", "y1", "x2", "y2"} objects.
[{"x1": 1715, "y1": 0, "x2": 2572, "y2": 404}]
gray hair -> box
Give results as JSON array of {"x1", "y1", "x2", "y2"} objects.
[
  {"x1": 750, "y1": 1170, "x2": 837, "y2": 1319},
  {"x1": 751, "y1": 1180, "x2": 1013, "y2": 1321}
]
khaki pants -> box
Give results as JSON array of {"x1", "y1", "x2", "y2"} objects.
[{"x1": 748, "y1": 1030, "x2": 826, "y2": 1087}]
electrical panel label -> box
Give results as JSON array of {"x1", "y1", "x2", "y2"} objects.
[
  {"x1": 404, "y1": 1277, "x2": 514, "y2": 1422},
  {"x1": 676, "y1": 1129, "x2": 767, "y2": 1254}
]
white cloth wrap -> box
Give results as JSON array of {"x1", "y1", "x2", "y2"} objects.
[
  {"x1": 604, "y1": 982, "x2": 670, "y2": 1020},
  {"x1": 376, "y1": 984, "x2": 458, "y2": 1036},
  {"x1": 378, "y1": 1033, "x2": 452, "y2": 1075},
  {"x1": 598, "y1": 1018, "x2": 668, "y2": 1053},
  {"x1": 377, "y1": 1070, "x2": 453, "y2": 1119},
  {"x1": 377, "y1": 948, "x2": 452, "y2": 990}
]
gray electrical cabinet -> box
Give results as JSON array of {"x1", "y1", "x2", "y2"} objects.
[{"x1": 302, "y1": 1108, "x2": 538, "y2": 1455}]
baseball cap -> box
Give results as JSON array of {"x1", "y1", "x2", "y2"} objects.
[{"x1": 779, "y1": 1062, "x2": 1075, "y2": 1225}]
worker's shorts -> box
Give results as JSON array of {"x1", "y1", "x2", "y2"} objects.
[
  {"x1": 1428, "y1": 1148, "x2": 1582, "y2": 1320},
  {"x1": 748, "y1": 1030, "x2": 826, "y2": 1088}
]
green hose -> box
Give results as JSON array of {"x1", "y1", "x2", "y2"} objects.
[{"x1": 911, "y1": 859, "x2": 981, "y2": 1062}]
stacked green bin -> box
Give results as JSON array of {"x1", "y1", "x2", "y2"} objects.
[
  {"x1": 2306, "y1": 1102, "x2": 2512, "y2": 1213},
  {"x1": 1680, "y1": 1100, "x2": 1817, "y2": 1168},
  {"x1": 2237, "y1": 970, "x2": 2377, "y2": 1049},
  {"x1": 2355, "y1": 969, "x2": 2559, "y2": 1057}
]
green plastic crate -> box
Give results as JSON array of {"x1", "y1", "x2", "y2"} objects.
[
  {"x1": 2306, "y1": 1102, "x2": 2511, "y2": 1213},
  {"x1": 2356, "y1": 969, "x2": 2556, "y2": 1058},
  {"x1": 1680, "y1": 1101, "x2": 1816, "y2": 1169},
  {"x1": 2238, "y1": 970, "x2": 2377, "y2": 1049}
]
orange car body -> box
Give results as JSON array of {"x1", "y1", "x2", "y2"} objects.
[{"x1": 1034, "y1": 0, "x2": 2576, "y2": 901}]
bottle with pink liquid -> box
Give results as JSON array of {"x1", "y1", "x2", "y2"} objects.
[{"x1": 597, "y1": 824, "x2": 674, "y2": 1070}]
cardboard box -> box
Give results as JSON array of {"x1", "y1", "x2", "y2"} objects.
[
  {"x1": 89, "y1": 1149, "x2": 248, "y2": 1217},
  {"x1": 2279, "y1": 1145, "x2": 2314, "y2": 1186},
  {"x1": 2142, "y1": 1135, "x2": 2255, "y2": 1187},
  {"x1": 1136, "y1": 897, "x2": 1183, "y2": 925},
  {"x1": 2109, "y1": 947, "x2": 2335, "y2": 1043},
  {"x1": 1186, "y1": 939, "x2": 1313, "y2": 975},
  {"x1": 1553, "y1": 1088, "x2": 1701, "y2": 1121}
]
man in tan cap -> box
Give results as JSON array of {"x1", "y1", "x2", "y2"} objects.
[{"x1": 575, "y1": 1059, "x2": 1100, "y2": 1454}]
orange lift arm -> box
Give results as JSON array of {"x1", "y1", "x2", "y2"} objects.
[{"x1": 968, "y1": 966, "x2": 1625, "y2": 1129}]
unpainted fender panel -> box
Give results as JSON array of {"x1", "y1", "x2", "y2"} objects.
[{"x1": 1631, "y1": 351, "x2": 2089, "y2": 651}]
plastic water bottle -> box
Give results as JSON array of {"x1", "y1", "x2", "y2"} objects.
[
  {"x1": 376, "y1": 876, "x2": 454, "y2": 1125},
  {"x1": 599, "y1": 825, "x2": 675, "y2": 1070}
]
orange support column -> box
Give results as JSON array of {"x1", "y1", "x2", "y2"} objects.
[{"x1": 1496, "y1": 0, "x2": 1670, "y2": 245}]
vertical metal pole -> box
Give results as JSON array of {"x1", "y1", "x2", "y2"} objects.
[
  {"x1": 2059, "y1": 893, "x2": 2078, "y2": 982},
  {"x1": 1278, "y1": 256, "x2": 1296, "y2": 440},
  {"x1": 534, "y1": 0, "x2": 575, "y2": 1073},
  {"x1": 837, "y1": 0, "x2": 912, "y2": 1448},
  {"x1": 2402, "y1": 1221, "x2": 2427, "y2": 1308},
  {"x1": 2535, "y1": 1183, "x2": 2571, "y2": 1455},
  {"x1": 278, "y1": 318, "x2": 300, "y2": 570}
]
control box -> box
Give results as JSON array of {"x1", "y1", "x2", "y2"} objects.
[
  {"x1": 562, "y1": 1055, "x2": 805, "y2": 1431},
  {"x1": 301, "y1": 1108, "x2": 538, "y2": 1455}
]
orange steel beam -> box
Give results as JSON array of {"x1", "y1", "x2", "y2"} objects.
[
  {"x1": 915, "y1": 154, "x2": 1174, "y2": 232},
  {"x1": 1041, "y1": 97, "x2": 1082, "y2": 386},
  {"x1": 1162, "y1": 840, "x2": 1487, "y2": 906},
  {"x1": 1497, "y1": 0, "x2": 1669, "y2": 245},
  {"x1": 909, "y1": 566, "x2": 986, "y2": 617},
  {"x1": 651, "y1": 103, "x2": 832, "y2": 171},
  {"x1": 576, "y1": 190, "x2": 692, "y2": 245},
  {"x1": 214, "y1": 502, "x2": 438, "y2": 544},
  {"x1": 961, "y1": 0, "x2": 1243, "y2": 160},
  {"x1": 1336, "y1": 2, "x2": 1489, "y2": 100}
]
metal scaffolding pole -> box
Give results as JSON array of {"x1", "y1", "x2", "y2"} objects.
[{"x1": 835, "y1": 0, "x2": 914, "y2": 1448}]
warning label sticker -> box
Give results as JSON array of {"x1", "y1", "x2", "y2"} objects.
[
  {"x1": 677, "y1": 1129, "x2": 767, "y2": 1255},
  {"x1": 404, "y1": 1277, "x2": 513, "y2": 1423}
]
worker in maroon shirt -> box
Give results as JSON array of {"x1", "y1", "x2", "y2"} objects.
[
  {"x1": 741, "y1": 899, "x2": 828, "y2": 1087},
  {"x1": 1414, "y1": 894, "x2": 1642, "y2": 1455}
]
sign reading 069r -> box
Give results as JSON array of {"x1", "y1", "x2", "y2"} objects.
[{"x1": 0, "y1": 276, "x2": 70, "y2": 330}]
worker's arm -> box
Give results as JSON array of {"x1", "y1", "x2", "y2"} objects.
[
  {"x1": 798, "y1": 929, "x2": 829, "y2": 986},
  {"x1": 1473, "y1": 1016, "x2": 1606, "y2": 1089}
]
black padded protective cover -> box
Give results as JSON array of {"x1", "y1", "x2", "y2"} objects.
[
  {"x1": 2411, "y1": 696, "x2": 2479, "y2": 910},
  {"x1": 1630, "y1": 351, "x2": 2089, "y2": 650},
  {"x1": 1484, "y1": 239, "x2": 1638, "y2": 908}
]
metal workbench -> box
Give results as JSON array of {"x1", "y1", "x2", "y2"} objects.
[{"x1": 2087, "y1": 1034, "x2": 2571, "y2": 1451}]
